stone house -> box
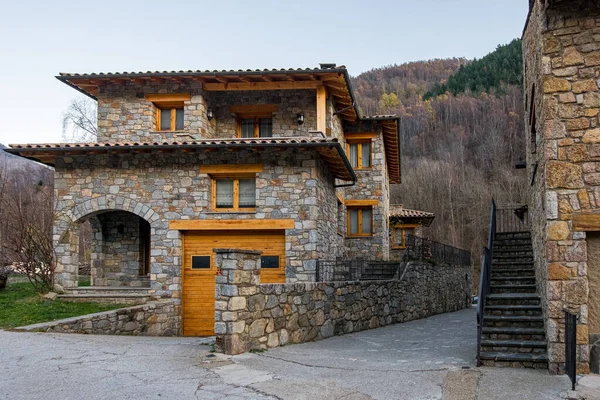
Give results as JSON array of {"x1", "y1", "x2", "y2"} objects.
[
  {"x1": 388, "y1": 204, "x2": 435, "y2": 261},
  {"x1": 7, "y1": 64, "x2": 401, "y2": 337},
  {"x1": 523, "y1": 0, "x2": 600, "y2": 373}
]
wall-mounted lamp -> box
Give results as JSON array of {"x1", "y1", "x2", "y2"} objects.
[
  {"x1": 207, "y1": 108, "x2": 214, "y2": 121},
  {"x1": 296, "y1": 113, "x2": 304, "y2": 125}
]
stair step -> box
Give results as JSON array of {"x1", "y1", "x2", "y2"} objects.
[
  {"x1": 491, "y1": 268, "x2": 535, "y2": 275},
  {"x1": 491, "y1": 284, "x2": 536, "y2": 289},
  {"x1": 481, "y1": 339, "x2": 546, "y2": 348},
  {"x1": 487, "y1": 293, "x2": 539, "y2": 300},
  {"x1": 491, "y1": 276, "x2": 535, "y2": 281},
  {"x1": 493, "y1": 246, "x2": 532, "y2": 253},
  {"x1": 485, "y1": 305, "x2": 542, "y2": 311},
  {"x1": 484, "y1": 315, "x2": 543, "y2": 323},
  {"x1": 479, "y1": 352, "x2": 548, "y2": 363},
  {"x1": 492, "y1": 260, "x2": 533, "y2": 266},
  {"x1": 482, "y1": 327, "x2": 545, "y2": 335}
]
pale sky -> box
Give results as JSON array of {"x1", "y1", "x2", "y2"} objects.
[{"x1": 0, "y1": 0, "x2": 529, "y2": 145}]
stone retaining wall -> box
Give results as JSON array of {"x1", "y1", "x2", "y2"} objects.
[
  {"x1": 214, "y1": 249, "x2": 472, "y2": 354},
  {"x1": 16, "y1": 300, "x2": 180, "y2": 336}
]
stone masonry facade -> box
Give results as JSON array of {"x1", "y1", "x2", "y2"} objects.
[
  {"x1": 524, "y1": 0, "x2": 600, "y2": 373},
  {"x1": 53, "y1": 148, "x2": 341, "y2": 293},
  {"x1": 214, "y1": 249, "x2": 472, "y2": 355}
]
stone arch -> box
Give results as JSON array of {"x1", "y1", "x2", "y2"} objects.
[{"x1": 53, "y1": 195, "x2": 159, "y2": 289}]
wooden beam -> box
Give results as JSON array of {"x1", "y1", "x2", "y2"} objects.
[
  {"x1": 317, "y1": 85, "x2": 327, "y2": 134},
  {"x1": 344, "y1": 199, "x2": 379, "y2": 206},
  {"x1": 169, "y1": 219, "x2": 295, "y2": 231},
  {"x1": 145, "y1": 93, "x2": 191, "y2": 102},
  {"x1": 228, "y1": 104, "x2": 278, "y2": 115},
  {"x1": 345, "y1": 132, "x2": 377, "y2": 140},
  {"x1": 573, "y1": 213, "x2": 600, "y2": 231},
  {"x1": 199, "y1": 164, "x2": 263, "y2": 174},
  {"x1": 204, "y1": 81, "x2": 321, "y2": 91}
]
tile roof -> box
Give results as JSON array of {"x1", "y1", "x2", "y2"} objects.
[
  {"x1": 7, "y1": 137, "x2": 356, "y2": 182},
  {"x1": 389, "y1": 205, "x2": 435, "y2": 226}
]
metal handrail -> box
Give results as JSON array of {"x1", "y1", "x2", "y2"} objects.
[
  {"x1": 565, "y1": 310, "x2": 577, "y2": 391},
  {"x1": 477, "y1": 199, "x2": 496, "y2": 366}
]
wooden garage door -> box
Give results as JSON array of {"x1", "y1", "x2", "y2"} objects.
[{"x1": 182, "y1": 230, "x2": 285, "y2": 337}]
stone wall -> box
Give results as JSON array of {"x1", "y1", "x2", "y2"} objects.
[
  {"x1": 210, "y1": 90, "x2": 317, "y2": 138},
  {"x1": 53, "y1": 148, "x2": 340, "y2": 292},
  {"x1": 214, "y1": 249, "x2": 472, "y2": 355},
  {"x1": 97, "y1": 81, "x2": 213, "y2": 142},
  {"x1": 92, "y1": 211, "x2": 148, "y2": 287},
  {"x1": 524, "y1": 0, "x2": 600, "y2": 373},
  {"x1": 340, "y1": 123, "x2": 390, "y2": 260},
  {"x1": 15, "y1": 301, "x2": 180, "y2": 336}
]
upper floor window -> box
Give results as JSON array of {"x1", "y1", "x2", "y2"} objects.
[
  {"x1": 239, "y1": 117, "x2": 273, "y2": 138},
  {"x1": 347, "y1": 206, "x2": 372, "y2": 237},
  {"x1": 159, "y1": 107, "x2": 184, "y2": 131},
  {"x1": 347, "y1": 140, "x2": 371, "y2": 169},
  {"x1": 344, "y1": 132, "x2": 376, "y2": 170},
  {"x1": 229, "y1": 104, "x2": 278, "y2": 138},
  {"x1": 145, "y1": 93, "x2": 191, "y2": 132}
]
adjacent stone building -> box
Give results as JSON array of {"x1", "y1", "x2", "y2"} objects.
[
  {"x1": 7, "y1": 64, "x2": 411, "y2": 337},
  {"x1": 523, "y1": 0, "x2": 600, "y2": 373}
]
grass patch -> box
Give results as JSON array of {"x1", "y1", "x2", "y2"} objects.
[
  {"x1": 0, "y1": 279, "x2": 125, "y2": 329},
  {"x1": 78, "y1": 276, "x2": 91, "y2": 287}
]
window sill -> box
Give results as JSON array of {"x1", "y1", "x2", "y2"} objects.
[
  {"x1": 346, "y1": 235, "x2": 373, "y2": 239},
  {"x1": 391, "y1": 246, "x2": 407, "y2": 250},
  {"x1": 353, "y1": 168, "x2": 373, "y2": 171},
  {"x1": 153, "y1": 130, "x2": 190, "y2": 134}
]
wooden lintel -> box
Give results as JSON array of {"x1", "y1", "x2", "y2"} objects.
[
  {"x1": 200, "y1": 164, "x2": 263, "y2": 174},
  {"x1": 344, "y1": 199, "x2": 379, "y2": 206},
  {"x1": 345, "y1": 132, "x2": 377, "y2": 140},
  {"x1": 145, "y1": 93, "x2": 191, "y2": 102},
  {"x1": 204, "y1": 81, "x2": 320, "y2": 91},
  {"x1": 573, "y1": 213, "x2": 600, "y2": 231},
  {"x1": 169, "y1": 219, "x2": 295, "y2": 231}
]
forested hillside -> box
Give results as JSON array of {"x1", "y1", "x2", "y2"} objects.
[{"x1": 352, "y1": 39, "x2": 527, "y2": 260}]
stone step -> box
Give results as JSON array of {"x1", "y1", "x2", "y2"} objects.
[
  {"x1": 493, "y1": 256, "x2": 534, "y2": 263},
  {"x1": 479, "y1": 351, "x2": 548, "y2": 362},
  {"x1": 58, "y1": 293, "x2": 151, "y2": 306},
  {"x1": 481, "y1": 339, "x2": 546, "y2": 348},
  {"x1": 481, "y1": 326, "x2": 546, "y2": 341},
  {"x1": 485, "y1": 305, "x2": 542, "y2": 316},
  {"x1": 495, "y1": 232, "x2": 531, "y2": 239},
  {"x1": 493, "y1": 239, "x2": 532, "y2": 247},
  {"x1": 479, "y1": 352, "x2": 548, "y2": 368},
  {"x1": 483, "y1": 315, "x2": 544, "y2": 329},
  {"x1": 492, "y1": 247, "x2": 533, "y2": 254},
  {"x1": 486, "y1": 293, "x2": 540, "y2": 306},
  {"x1": 64, "y1": 286, "x2": 152, "y2": 295},
  {"x1": 492, "y1": 260, "x2": 534, "y2": 266},
  {"x1": 491, "y1": 269, "x2": 535, "y2": 278},
  {"x1": 490, "y1": 284, "x2": 537, "y2": 294},
  {"x1": 490, "y1": 277, "x2": 536, "y2": 285}
]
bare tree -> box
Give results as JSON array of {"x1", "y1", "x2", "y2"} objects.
[
  {"x1": 62, "y1": 97, "x2": 98, "y2": 142},
  {"x1": 1, "y1": 162, "x2": 56, "y2": 293}
]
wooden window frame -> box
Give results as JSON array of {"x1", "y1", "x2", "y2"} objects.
[
  {"x1": 346, "y1": 139, "x2": 372, "y2": 170},
  {"x1": 145, "y1": 93, "x2": 191, "y2": 132},
  {"x1": 156, "y1": 107, "x2": 184, "y2": 132},
  {"x1": 347, "y1": 206, "x2": 373, "y2": 237},
  {"x1": 211, "y1": 174, "x2": 256, "y2": 212},
  {"x1": 237, "y1": 117, "x2": 272, "y2": 138},
  {"x1": 391, "y1": 224, "x2": 419, "y2": 249}
]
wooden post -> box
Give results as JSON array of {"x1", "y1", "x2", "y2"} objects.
[{"x1": 316, "y1": 85, "x2": 327, "y2": 135}]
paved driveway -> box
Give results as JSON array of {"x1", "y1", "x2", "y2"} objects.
[{"x1": 0, "y1": 307, "x2": 574, "y2": 399}]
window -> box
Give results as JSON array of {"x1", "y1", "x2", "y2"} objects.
[
  {"x1": 239, "y1": 117, "x2": 273, "y2": 138},
  {"x1": 145, "y1": 93, "x2": 190, "y2": 132},
  {"x1": 391, "y1": 224, "x2": 418, "y2": 249},
  {"x1": 212, "y1": 177, "x2": 256, "y2": 211},
  {"x1": 347, "y1": 140, "x2": 371, "y2": 169},
  {"x1": 261, "y1": 256, "x2": 279, "y2": 269},
  {"x1": 158, "y1": 106, "x2": 184, "y2": 131},
  {"x1": 229, "y1": 104, "x2": 277, "y2": 138},
  {"x1": 347, "y1": 206, "x2": 372, "y2": 236},
  {"x1": 191, "y1": 255, "x2": 211, "y2": 269}
]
